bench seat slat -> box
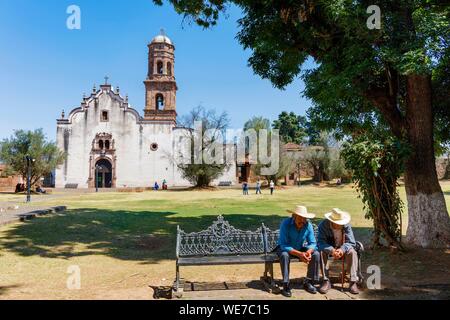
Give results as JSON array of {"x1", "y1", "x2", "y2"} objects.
[
  {"x1": 179, "y1": 254, "x2": 268, "y2": 266},
  {"x1": 178, "y1": 253, "x2": 302, "y2": 266}
]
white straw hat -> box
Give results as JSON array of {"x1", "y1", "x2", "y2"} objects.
[
  {"x1": 287, "y1": 205, "x2": 315, "y2": 219},
  {"x1": 324, "y1": 208, "x2": 351, "y2": 225}
]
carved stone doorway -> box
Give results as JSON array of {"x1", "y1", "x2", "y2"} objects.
[{"x1": 88, "y1": 133, "x2": 117, "y2": 188}]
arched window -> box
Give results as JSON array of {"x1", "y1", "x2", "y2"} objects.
[
  {"x1": 105, "y1": 140, "x2": 110, "y2": 150},
  {"x1": 157, "y1": 61, "x2": 164, "y2": 75},
  {"x1": 167, "y1": 62, "x2": 172, "y2": 76},
  {"x1": 99, "y1": 140, "x2": 104, "y2": 149},
  {"x1": 155, "y1": 94, "x2": 164, "y2": 110}
]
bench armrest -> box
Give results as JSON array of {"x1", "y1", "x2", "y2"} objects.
[{"x1": 356, "y1": 241, "x2": 364, "y2": 253}]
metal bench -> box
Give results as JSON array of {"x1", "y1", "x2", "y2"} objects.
[
  {"x1": 173, "y1": 215, "x2": 363, "y2": 297},
  {"x1": 64, "y1": 183, "x2": 78, "y2": 189},
  {"x1": 218, "y1": 181, "x2": 232, "y2": 186},
  {"x1": 174, "y1": 215, "x2": 313, "y2": 297}
]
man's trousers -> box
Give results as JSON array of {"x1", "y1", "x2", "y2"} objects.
[{"x1": 276, "y1": 246, "x2": 321, "y2": 285}]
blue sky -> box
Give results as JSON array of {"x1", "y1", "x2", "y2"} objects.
[{"x1": 0, "y1": 0, "x2": 313, "y2": 141}]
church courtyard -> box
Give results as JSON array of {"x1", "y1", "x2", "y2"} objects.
[{"x1": 0, "y1": 183, "x2": 449, "y2": 300}]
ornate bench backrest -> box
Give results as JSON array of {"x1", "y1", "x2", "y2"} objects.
[{"x1": 176, "y1": 215, "x2": 265, "y2": 257}]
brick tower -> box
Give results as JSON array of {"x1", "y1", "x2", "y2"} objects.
[{"x1": 143, "y1": 30, "x2": 177, "y2": 123}]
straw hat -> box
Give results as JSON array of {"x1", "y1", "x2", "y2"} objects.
[
  {"x1": 287, "y1": 205, "x2": 315, "y2": 219},
  {"x1": 324, "y1": 208, "x2": 351, "y2": 225}
]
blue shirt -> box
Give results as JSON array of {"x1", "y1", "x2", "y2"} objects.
[{"x1": 278, "y1": 218, "x2": 317, "y2": 252}]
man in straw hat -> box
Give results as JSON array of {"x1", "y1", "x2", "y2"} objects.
[
  {"x1": 317, "y1": 208, "x2": 359, "y2": 295},
  {"x1": 276, "y1": 205, "x2": 320, "y2": 297}
]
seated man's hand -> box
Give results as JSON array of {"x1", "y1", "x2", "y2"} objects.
[
  {"x1": 332, "y1": 248, "x2": 344, "y2": 259},
  {"x1": 304, "y1": 250, "x2": 313, "y2": 262},
  {"x1": 298, "y1": 251, "x2": 313, "y2": 263},
  {"x1": 298, "y1": 252, "x2": 309, "y2": 263}
]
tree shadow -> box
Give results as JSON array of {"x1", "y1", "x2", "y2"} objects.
[
  {"x1": 0, "y1": 285, "x2": 21, "y2": 296},
  {"x1": 0, "y1": 209, "x2": 279, "y2": 264},
  {"x1": 0, "y1": 209, "x2": 372, "y2": 265}
]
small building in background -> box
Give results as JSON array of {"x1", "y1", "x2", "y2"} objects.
[{"x1": 0, "y1": 163, "x2": 22, "y2": 192}]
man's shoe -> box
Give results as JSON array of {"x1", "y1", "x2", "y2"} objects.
[
  {"x1": 349, "y1": 282, "x2": 359, "y2": 295},
  {"x1": 319, "y1": 280, "x2": 331, "y2": 294},
  {"x1": 281, "y1": 284, "x2": 292, "y2": 298},
  {"x1": 303, "y1": 280, "x2": 317, "y2": 294}
]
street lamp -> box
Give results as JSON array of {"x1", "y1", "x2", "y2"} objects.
[{"x1": 25, "y1": 155, "x2": 35, "y2": 202}]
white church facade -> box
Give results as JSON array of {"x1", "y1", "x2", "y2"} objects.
[{"x1": 55, "y1": 32, "x2": 237, "y2": 189}]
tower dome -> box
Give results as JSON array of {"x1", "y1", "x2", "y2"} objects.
[{"x1": 151, "y1": 29, "x2": 173, "y2": 45}]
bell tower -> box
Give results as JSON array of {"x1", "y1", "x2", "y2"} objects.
[{"x1": 144, "y1": 30, "x2": 177, "y2": 123}]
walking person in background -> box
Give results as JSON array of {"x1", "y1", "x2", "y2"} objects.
[
  {"x1": 154, "y1": 181, "x2": 160, "y2": 191},
  {"x1": 242, "y1": 181, "x2": 249, "y2": 195},
  {"x1": 256, "y1": 179, "x2": 262, "y2": 194},
  {"x1": 270, "y1": 180, "x2": 275, "y2": 195}
]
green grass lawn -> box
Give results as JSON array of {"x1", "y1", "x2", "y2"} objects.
[{"x1": 0, "y1": 182, "x2": 449, "y2": 299}]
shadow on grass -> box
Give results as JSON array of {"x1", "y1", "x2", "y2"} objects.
[{"x1": 0, "y1": 209, "x2": 372, "y2": 265}]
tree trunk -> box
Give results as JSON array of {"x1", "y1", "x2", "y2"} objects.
[
  {"x1": 312, "y1": 165, "x2": 322, "y2": 182},
  {"x1": 404, "y1": 75, "x2": 450, "y2": 248}
]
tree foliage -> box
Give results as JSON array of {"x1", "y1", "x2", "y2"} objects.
[
  {"x1": 243, "y1": 116, "x2": 271, "y2": 132},
  {"x1": 0, "y1": 129, "x2": 65, "y2": 188},
  {"x1": 272, "y1": 111, "x2": 307, "y2": 145},
  {"x1": 243, "y1": 116, "x2": 289, "y2": 184},
  {"x1": 341, "y1": 133, "x2": 408, "y2": 248}
]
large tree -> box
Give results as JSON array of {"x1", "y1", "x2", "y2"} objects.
[
  {"x1": 272, "y1": 111, "x2": 307, "y2": 145},
  {"x1": 243, "y1": 116, "x2": 290, "y2": 184},
  {"x1": 157, "y1": 0, "x2": 450, "y2": 248},
  {"x1": 0, "y1": 129, "x2": 65, "y2": 188},
  {"x1": 176, "y1": 106, "x2": 231, "y2": 187}
]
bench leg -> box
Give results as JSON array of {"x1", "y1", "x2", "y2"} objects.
[
  {"x1": 263, "y1": 261, "x2": 270, "y2": 279},
  {"x1": 261, "y1": 262, "x2": 271, "y2": 292},
  {"x1": 357, "y1": 255, "x2": 364, "y2": 285},
  {"x1": 173, "y1": 263, "x2": 184, "y2": 299},
  {"x1": 261, "y1": 262, "x2": 279, "y2": 294}
]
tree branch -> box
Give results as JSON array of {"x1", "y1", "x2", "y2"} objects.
[{"x1": 364, "y1": 86, "x2": 406, "y2": 138}]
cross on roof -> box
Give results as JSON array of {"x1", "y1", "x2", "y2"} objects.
[
  {"x1": 104, "y1": 76, "x2": 109, "y2": 85},
  {"x1": 160, "y1": 28, "x2": 166, "y2": 37}
]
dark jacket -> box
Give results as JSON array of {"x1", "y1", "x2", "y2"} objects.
[{"x1": 317, "y1": 219, "x2": 356, "y2": 254}]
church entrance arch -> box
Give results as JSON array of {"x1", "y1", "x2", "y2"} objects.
[
  {"x1": 88, "y1": 133, "x2": 117, "y2": 188},
  {"x1": 95, "y1": 159, "x2": 113, "y2": 188}
]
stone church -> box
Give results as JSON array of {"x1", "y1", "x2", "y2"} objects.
[{"x1": 55, "y1": 32, "x2": 236, "y2": 189}]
